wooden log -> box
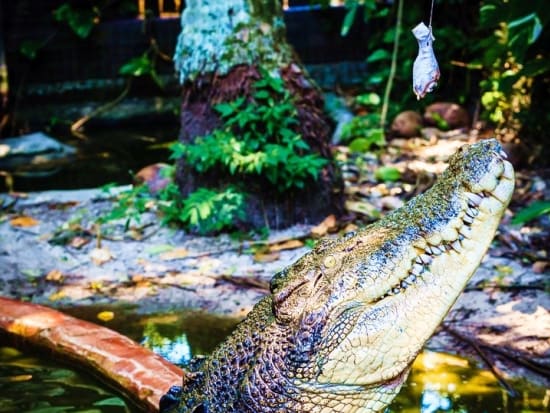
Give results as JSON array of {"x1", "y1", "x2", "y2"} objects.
[{"x1": 0, "y1": 296, "x2": 183, "y2": 412}]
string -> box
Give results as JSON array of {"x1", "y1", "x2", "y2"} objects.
[{"x1": 428, "y1": 0, "x2": 435, "y2": 29}]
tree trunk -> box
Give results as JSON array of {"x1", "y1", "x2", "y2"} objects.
[{"x1": 173, "y1": 0, "x2": 343, "y2": 231}]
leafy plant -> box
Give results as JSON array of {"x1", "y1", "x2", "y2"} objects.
[
  {"x1": 53, "y1": 3, "x2": 98, "y2": 38},
  {"x1": 174, "y1": 70, "x2": 327, "y2": 191},
  {"x1": 476, "y1": 0, "x2": 549, "y2": 137},
  {"x1": 179, "y1": 187, "x2": 246, "y2": 235},
  {"x1": 511, "y1": 200, "x2": 550, "y2": 225},
  {"x1": 340, "y1": 112, "x2": 385, "y2": 153},
  {"x1": 375, "y1": 166, "x2": 401, "y2": 182},
  {"x1": 119, "y1": 53, "x2": 163, "y2": 88},
  {"x1": 98, "y1": 184, "x2": 152, "y2": 228}
]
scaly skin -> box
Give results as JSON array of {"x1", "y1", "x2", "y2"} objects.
[{"x1": 161, "y1": 139, "x2": 514, "y2": 413}]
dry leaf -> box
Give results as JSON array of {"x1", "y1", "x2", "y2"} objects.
[
  {"x1": 254, "y1": 251, "x2": 280, "y2": 263},
  {"x1": 532, "y1": 261, "x2": 548, "y2": 274},
  {"x1": 45, "y1": 269, "x2": 64, "y2": 283},
  {"x1": 88, "y1": 280, "x2": 104, "y2": 291},
  {"x1": 97, "y1": 311, "x2": 115, "y2": 322},
  {"x1": 128, "y1": 228, "x2": 143, "y2": 241},
  {"x1": 130, "y1": 274, "x2": 151, "y2": 287},
  {"x1": 90, "y1": 247, "x2": 113, "y2": 265},
  {"x1": 8, "y1": 374, "x2": 33, "y2": 382},
  {"x1": 270, "y1": 239, "x2": 304, "y2": 252},
  {"x1": 69, "y1": 236, "x2": 90, "y2": 249},
  {"x1": 10, "y1": 216, "x2": 39, "y2": 227},
  {"x1": 345, "y1": 201, "x2": 381, "y2": 219},
  {"x1": 311, "y1": 214, "x2": 338, "y2": 238},
  {"x1": 343, "y1": 223, "x2": 359, "y2": 234},
  {"x1": 160, "y1": 248, "x2": 189, "y2": 261}
]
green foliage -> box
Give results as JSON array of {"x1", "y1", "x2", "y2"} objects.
[
  {"x1": 19, "y1": 1, "x2": 162, "y2": 89},
  {"x1": 98, "y1": 71, "x2": 327, "y2": 234},
  {"x1": 177, "y1": 70, "x2": 327, "y2": 191},
  {"x1": 99, "y1": 180, "x2": 246, "y2": 235},
  {"x1": 19, "y1": 40, "x2": 43, "y2": 60},
  {"x1": 341, "y1": 0, "x2": 378, "y2": 36},
  {"x1": 179, "y1": 187, "x2": 246, "y2": 235},
  {"x1": 53, "y1": 3, "x2": 98, "y2": 38},
  {"x1": 341, "y1": 112, "x2": 386, "y2": 153},
  {"x1": 375, "y1": 166, "x2": 401, "y2": 182},
  {"x1": 476, "y1": 0, "x2": 549, "y2": 133},
  {"x1": 119, "y1": 54, "x2": 163, "y2": 88},
  {"x1": 98, "y1": 184, "x2": 151, "y2": 227},
  {"x1": 511, "y1": 200, "x2": 550, "y2": 225}
]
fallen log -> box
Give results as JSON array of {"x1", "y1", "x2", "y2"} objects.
[{"x1": 0, "y1": 296, "x2": 182, "y2": 412}]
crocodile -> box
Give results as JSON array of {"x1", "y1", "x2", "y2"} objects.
[{"x1": 161, "y1": 139, "x2": 514, "y2": 413}]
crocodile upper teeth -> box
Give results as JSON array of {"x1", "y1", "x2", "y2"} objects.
[{"x1": 466, "y1": 192, "x2": 484, "y2": 207}]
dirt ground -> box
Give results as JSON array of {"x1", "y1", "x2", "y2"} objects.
[{"x1": 0, "y1": 135, "x2": 548, "y2": 390}]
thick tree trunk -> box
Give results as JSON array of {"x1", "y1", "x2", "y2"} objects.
[{"x1": 173, "y1": 0, "x2": 343, "y2": 231}]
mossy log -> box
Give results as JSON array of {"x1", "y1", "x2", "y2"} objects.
[{"x1": 173, "y1": 0, "x2": 343, "y2": 230}]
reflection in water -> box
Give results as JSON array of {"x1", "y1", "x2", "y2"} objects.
[
  {"x1": 420, "y1": 390, "x2": 452, "y2": 412},
  {"x1": 140, "y1": 322, "x2": 193, "y2": 366},
  {"x1": 1, "y1": 307, "x2": 548, "y2": 412},
  {"x1": 0, "y1": 346, "x2": 130, "y2": 412},
  {"x1": 387, "y1": 351, "x2": 548, "y2": 412}
]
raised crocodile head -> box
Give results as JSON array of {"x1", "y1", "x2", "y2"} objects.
[{"x1": 165, "y1": 139, "x2": 514, "y2": 413}]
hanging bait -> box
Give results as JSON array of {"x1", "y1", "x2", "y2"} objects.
[{"x1": 412, "y1": 22, "x2": 440, "y2": 100}]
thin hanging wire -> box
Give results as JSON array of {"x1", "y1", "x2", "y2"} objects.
[{"x1": 428, "y1": 0, "x2": 435, "y2": 28}]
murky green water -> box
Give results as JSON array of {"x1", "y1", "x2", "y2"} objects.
[
  {"x1": 1, "y1": 306, "x2": 548, "y2": 412},
  {"x1": 0, "y1": 346, "x2": 130, "y2": 412}
]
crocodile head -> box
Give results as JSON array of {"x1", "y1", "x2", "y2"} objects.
[
  {"x1": 166, "y1": 139, "x2": 514, "y2": 413},
  {"x1": 267, "y1": 138, "x2": 514, "y2": 411}
]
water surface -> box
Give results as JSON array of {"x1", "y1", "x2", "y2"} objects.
[{"x1": 1, "y1": 306, "x2": 547, "y2": 412}]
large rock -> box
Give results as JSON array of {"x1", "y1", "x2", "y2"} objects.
[
  {"x1": 390, "y1": 110, "x2": 423, "y2": 137},
  {"x1": 0, "y1": 132, "x2": 76, "y2": 174},
  {"x1": 424, "y1": 102, "x2": 470, "y2": 130}
]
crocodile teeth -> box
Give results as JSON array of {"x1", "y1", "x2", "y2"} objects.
[
  {"x1": 459, "y1": 226, "x2": 472, "y2": 238},
  {"x1": 411, "y1": 263, "x2": 424, "y2": 276},
  {"x1": 466, "y1": 207, "x2": 479, "y2": 217},
  {"x1": 426, "y1": 245, "x2": 444, "y2": 255},
  {"x1": 463, "y1": 214, "x2": 474, "y2": 225},
  {"x1": 441, "y1": 227, "x2": 459, "y2": 242},
  {"x1": 466, "y1": 192, "x2": 484, "y2": 207},
  {"x1": 450, "y1": 239, "x2": 463, "y2": 252},
  {"x1": 405, "y1": 274, "x2": 417, "y2": 284},
  {"x1": 426, "y1": 233, "x2": 442, "y2": 246},
  {"x1": 499, "y1": 149, "x2": 508, "y2": 159},
  {"x1": 416, "y1": 254, "x2": 433, "y2": 265}
]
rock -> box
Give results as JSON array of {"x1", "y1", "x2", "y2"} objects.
[
  {"x1": 424, "y1": 102, "x2": 469, "y2": 130},
  {"x1": 134, "y1": 163, "x2": 173, "y2": 194},
  {"x1": 0, "y1": 132, "x2": 76, "y2": 175},
  {"x1": 390, "y1": 111, "x2": 423, "y2": 137}
]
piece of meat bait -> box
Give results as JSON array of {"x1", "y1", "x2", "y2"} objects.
[{"x1": 412, "y1": 22, "x2": 440, "y2": 100}]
